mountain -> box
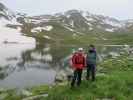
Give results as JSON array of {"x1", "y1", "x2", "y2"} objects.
[
  {"x1": 0, "y1": 2, "x2": 133, "y2": 35},
  {"x1": 0, "y1": 3, "x2": 15, "y2": 20},
  {"x1": 0, "y1": 2, "x2": 22, "y2": 27},
  {"x1": 123, "y1": 19, "x2": 133, "y2": 32},
  {"x1": 19, "y1": 9, "x2": 132, "y2": 34},
  {"x1": 0, "y1": 2, "x2": 35, "y2": 44},
  {"x1": 0, "y1": 2, "x2": 133, "y2": 45}
]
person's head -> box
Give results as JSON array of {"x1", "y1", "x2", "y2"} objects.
[
  {"x1": 78, "y1": 48, "x2": 83, "y2": 52},
  {"x1": 89, "y1": 45, "x2": 96, "y2": 53},
  {"x1": 89, "y1": 44, "x2": 95, "y2": 50}
]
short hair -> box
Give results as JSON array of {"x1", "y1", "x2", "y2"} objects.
[{"x1": 89, "y1": 44, "x2": 95, "y2": 48}]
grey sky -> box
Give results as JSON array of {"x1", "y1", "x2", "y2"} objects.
[{"x1": 1, "y1": 0, "x2": 132, "y2": 20}]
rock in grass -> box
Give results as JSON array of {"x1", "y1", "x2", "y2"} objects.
[
  {"x1": 96, "y1": 73, "x2": 106, "y2": 77},
  {"x1": 55, "y1": 70, "x2": 67, "y2": 82},
  {"x1": 22, "y1": 94, "x2": 48, "y2": 100},
  {"x1": 21, "y1": 90, "x2": 32, "y2": 97},
  {"x1": 108, "y1": 52, "x2": 120, "y2": 58},
  {"x1": 96, "y1": 98, "x2": 114, "y2": 100}
]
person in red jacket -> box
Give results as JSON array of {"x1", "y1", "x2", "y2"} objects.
[{"x1": 71, "y1": 48, "x2": 86, "y2": 87}]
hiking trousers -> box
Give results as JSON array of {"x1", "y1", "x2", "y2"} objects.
[
  {"x1": 71, "y1": 69, "x2": 83, "y2": 87},
  {"x1": 86, "y1": 64, "x2": 96, "y2": 81}
]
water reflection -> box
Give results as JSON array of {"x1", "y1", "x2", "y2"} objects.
[
  {"x1": 0, "y1": 38, "x2": 57, "y2": 88},
  {"x1": 0, "y1": 43, "x2": 35, "y2": 66},
  {"x1": 0, "y1": 68, "x2": 56, "y2": 88},
  {"x1": 0, "y1": 38, "x2": 132, "y2": 88}
]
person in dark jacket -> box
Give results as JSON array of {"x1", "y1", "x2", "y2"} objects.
[
  {"x1": 70, "y1": 48, "x2": 86, "y2": 87},
  {"x1": 86, "y1": 45, "x2": 97, "y2": 81}
]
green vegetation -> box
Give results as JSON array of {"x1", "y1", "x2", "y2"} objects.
[
  {"x1": 41, "y1": 55, "x2": 133, "y2": 100},
  {"x1": 22, "y1": 21, "x2": 133, "y2": 46},
  {"x1": 43, "y1": 71, "x2": 133, "y2": 100},
  {"x1": 1, "y1": 54, "x2": 133, "y2": 100}
]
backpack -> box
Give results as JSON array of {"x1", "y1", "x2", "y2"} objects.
[{"x1": 72, "y1": 53, "x2": 85, "y2": 64}]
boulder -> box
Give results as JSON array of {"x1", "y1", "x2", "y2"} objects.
[
  {"x1": 55, "y1": 70, "x2": 67, "y2": 82},
  {"x1": 21, "y1": 90, "x2": 32, "y2": 97},
  {"x1": 108, "y1": 52, "x2": 120, "y2": 58}
]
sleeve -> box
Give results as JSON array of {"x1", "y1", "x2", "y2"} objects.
[
  {"x1": 83, "y1": 54, "x2": 87, "y2": 68},
  {"x1": 70, "y1": 54, "x2": 76, "y2": 69},
  {"x1": 95, "y1": 52, "x2": 98, "y2": 64},
  {"x1": 72, "y1": 55, "x2": 75, "y2": 64}
]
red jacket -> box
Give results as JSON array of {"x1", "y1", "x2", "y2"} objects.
[{"x1": 71, "y1": 52, "x2": 86, "y2": 70}]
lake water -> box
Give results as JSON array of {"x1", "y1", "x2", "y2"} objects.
[
  {"x1": 0, "y1": 42, "x2": 57, "y2": 88},
  {"x1": 0, "y1": 37, "x2": 131, "y2": 88}
]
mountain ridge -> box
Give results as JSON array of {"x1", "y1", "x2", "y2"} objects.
[
  {"x1": 19, "y1": 9, "x2": 133, "y2": 34},
  {"x1": 0, "y1": 2, "x2": 133, "y2": 45},
  {"x1": 0, "y1": 1, "x2": 133, "y2": 34}
]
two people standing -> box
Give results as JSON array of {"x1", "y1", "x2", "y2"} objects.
[{"x1": 70, "y1": 45, "x2": 97, "y2": 87}]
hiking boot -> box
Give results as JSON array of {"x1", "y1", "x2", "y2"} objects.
[{"x1": 86, "y1": 77, "x2": 90, "y2": 80}]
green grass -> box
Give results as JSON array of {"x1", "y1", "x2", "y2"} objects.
[
  {"x1": 32, "y1": 55, "x2": 133, "y2": 100},
  {"x1": 22, "y1": 22, "x2": 133, "y2": 46},
  {"x1": 42, "y1": 71, "x2": 133, "y2": 100},
  {"x1": 1, "y1": 54, "x2": 133, "y2": 100}
]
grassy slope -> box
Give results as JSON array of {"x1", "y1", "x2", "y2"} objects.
[
  {"x1": 41, "y1": 55, "x2": 133, "y2": 100},
  {"x1": 43, "y1": 71, "x2": 133, "y2": 100},
  {"x1": 2, "y1": 55, "x2": 133, "y2": 100},
  {"x1": 22, "y1": 22, "x2": 133, "y2": 46}
]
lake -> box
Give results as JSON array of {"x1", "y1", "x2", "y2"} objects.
[{"x1": 0, "y1": 36, "x2": 131, "y2": 88}]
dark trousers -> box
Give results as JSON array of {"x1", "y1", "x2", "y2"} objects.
[
  {"x1": 86, "y1": 64, "x2": 96, "y2": 81},
  {"x1": 71, "y1": 69, "x2": 83, "y2": 87}
]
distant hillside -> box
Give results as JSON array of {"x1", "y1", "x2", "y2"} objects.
[
  {"x1": 0, "y1": 2, "x2": 133, "y2": 45},
  {"x1": 18, "y1": 10, "x2": 133, "y2": 34}
]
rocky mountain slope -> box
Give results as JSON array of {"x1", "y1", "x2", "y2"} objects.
[
  {"x1": 0, "y1": 2, "x2": 133, "y2": 45},
  {"x1": 0, "y1": 2, "x2": 35, "y2": 44},
  {"x1": 0, "y1": 3, "x2": 15, "y2": 20},
  {"x1": 18, "y1": 10, "x2": 133, "y2": 34}
]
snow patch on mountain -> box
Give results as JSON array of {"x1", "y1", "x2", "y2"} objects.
[
  {"x1": 82, "y1": 12, "x2": 96, "y2": 22},
  {"x1": 0, "y1": 10, "x2": 5, "y2": 15},
  {"x1": 24, "y1": 17, "x2": 51, "y2": 24},
  {"x1": 43, "y1": 35, "x2": 51, "y2": 40},
  {"x1": 70, "y1": 20, "x2": 74, "y2": 27},
  {"x1": 66, "y1": 15, "x2": 71, "y2": 18},
  {"x1": 0, "y1": 18, "x2": 21, "y2": 26},
  {"x1": 105, "y1": 28, "x2": 114, "y2": 32},
  {"x1": 0, "y1": 3, "x2": 16, "y2": 20},
  {"x1": 89, "y1": 27, "x2": 93, "y2": 31},
  {"x1": 103, "y1": 19, "x2": 122, "y2": 27},
  {"x1": 31, "y1": 26, "x2": 53, "y2": 33},
  {"x1": 86, "y1": 18, "x2": 95, "y2": 21},
  {"x1": 27, "y1": 19, "x2": 42, "y2": 24},
  {"x1": 63, "y1": 25, "x2": 74, "y2": 32},
  {"x1": 85, "y1": 22, "x2": 93, "y2": 27},
  {"x1": 72, "y1": 33, "x2": 78, "y2": 38},
  {"x1": 0, "y1": 18, "x2": 35, "y2": 44}
]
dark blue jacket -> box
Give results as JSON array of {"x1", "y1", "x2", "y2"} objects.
[{"x1": 86, "y1": 50, "x2": 97, "y2": 65}]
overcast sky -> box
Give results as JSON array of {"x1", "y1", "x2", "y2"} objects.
[{"x1": 1, "y1": 0, "x2": 132, "y2": 20}]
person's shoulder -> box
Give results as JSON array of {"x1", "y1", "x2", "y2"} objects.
[
  {"x1": 72, "y1": 52, "x2": 78, "y2": 56},
  {"x1": 80, "y1": 52, "x2": 86, "y2": 57}
]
